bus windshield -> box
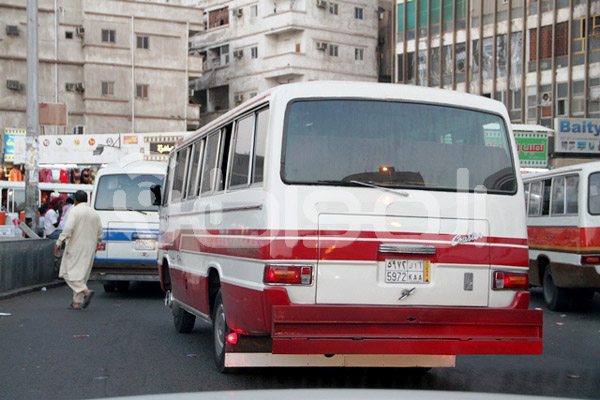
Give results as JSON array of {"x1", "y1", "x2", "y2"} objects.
[
  {"x1": 282, "y1": 100, "x2": 516, "y2": 194},
  {"x1": 95, "y1": 174, "x2": 163, "y2": 212}
]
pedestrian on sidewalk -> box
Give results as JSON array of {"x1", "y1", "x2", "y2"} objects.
[{"x1": 55, "y1": 190, "x2": 103, "y2": 310}]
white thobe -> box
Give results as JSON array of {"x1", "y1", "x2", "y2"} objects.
[{"x1": 56, "y1": 203, "x2": 103, "y2": 301}]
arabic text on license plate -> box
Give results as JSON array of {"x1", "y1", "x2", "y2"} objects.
[
  {"x1": 134, "y1": 239, "x2": 155, "y2": 250},
  {"x1": 385, "y1": 259, "x2": 430, "y2": 283}
]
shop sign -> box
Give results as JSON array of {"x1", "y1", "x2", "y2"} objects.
[
  {"x1": 514, "y1": 132, "x2": 548, "y2": 167},
  {"x1": 555, "y1": 118, "x2": 600, "y2": 154},
  {"x1": 3, "y1": 128, "x2": 26, "y2": 162}
]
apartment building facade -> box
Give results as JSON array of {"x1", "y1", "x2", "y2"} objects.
[
  {"x1": 187, "y1": 0, "x2": 382, "y2": 122},
  {"x1": 0, "y1": 0, "x2": 204, "y2": 136},
  {"x1": 395, "y1": 0, "x2": 600, "y2": 129}
]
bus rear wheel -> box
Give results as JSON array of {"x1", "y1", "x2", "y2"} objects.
[{"x1": 543, "y1": 267, "x2": 571, "y2": 311}]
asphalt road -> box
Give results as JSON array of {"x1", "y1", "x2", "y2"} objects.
[{"x1": 1, "y1": 282, "x2": 599, "y2": 400}]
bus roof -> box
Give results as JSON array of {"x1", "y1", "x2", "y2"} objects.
[
  {"x1": 522, "y1": 161, "x2": 600, "y2": 180},
  {"x1": 96, "y1": 160, "x2": 167, "y2": 177},
  {"x1": 181, "y1": 81, "x2": 511, "y2": 147}
]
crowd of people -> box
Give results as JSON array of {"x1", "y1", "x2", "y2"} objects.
[{"x1": 38, "y1": 195, "x2": 74, "y2": 239}]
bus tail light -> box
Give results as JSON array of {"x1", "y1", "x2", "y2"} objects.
[
  {"x1": 97, "y1": 242, "x2": 106, "y2": 251},
  {"x1": 263, "y1": 265, "x2": 313, "y2": 285},
  {"x1": 226, "y1": 332, "x2": 238, "y2": 345},
  {"x1": 492, "y1": 271, "x2": 529, "y2": 290},
  {"x1": 581, "y1": 255, "x2": 600, "y2": 264}
]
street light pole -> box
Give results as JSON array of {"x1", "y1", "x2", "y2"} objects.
[{"x1": 25, "y1": 0, "x2": 39, "y2": 233}]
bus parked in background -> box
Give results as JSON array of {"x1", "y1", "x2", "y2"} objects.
[
  {"x1": 156, "y1": 81, "x2": 542, "y2": 372},
  {"x1": 0, "y1": 181, "x2": 93, "y2": 235},
  {"x1": 91, "y1": 160, "x2": 166, "y2": 292},
  {"x1": 524, "y1": 161, "x2": 600, "y2": 311}
]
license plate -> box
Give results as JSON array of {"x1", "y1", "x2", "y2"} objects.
[
  {"x1": 134, "y1": 239, "x2": 155, "y2": 251},
  {"x1": 385, "y1": 259, "x2": 430, "y2": 284}
]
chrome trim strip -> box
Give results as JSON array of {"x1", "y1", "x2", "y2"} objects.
[{"x1": 378, "y1": 243, "x2": 436, "y2": 255}]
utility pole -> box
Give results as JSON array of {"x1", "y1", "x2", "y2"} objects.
[{"x1": 25, "y1": 0, "x2": 39, "y2": 232}]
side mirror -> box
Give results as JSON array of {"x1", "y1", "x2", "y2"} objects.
[{"x1": 150, "y1": 184, "x2": 162, "y2": 206}]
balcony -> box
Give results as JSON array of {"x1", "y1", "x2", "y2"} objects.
[
  {"x1": 188, "y1": 55, "x2": 204, "y2": 73},
  {"x1": 262, "y1": 52, "x2": 307, "y2": 81}
]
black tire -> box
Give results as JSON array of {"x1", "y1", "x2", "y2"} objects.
[
  {"x1": 212, "y1": 290, "x2": 233, "y2": 373},
  {"x1": 543, "y1": 267, "x2": 571, "y2": 311},
  {"x1": 103, "y1": 282, "x2": 117, "y2": 292},
  {"x1": 172, "y1": 304, "x2": 195, "y2": 333}
]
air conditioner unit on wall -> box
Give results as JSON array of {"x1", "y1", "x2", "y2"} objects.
[
  {"x1": 316, "y1": 42, "x2": 328, "y2": 51},
  {"x1": 76, "y1": 26, "x2": 85, "y2": 37},
  {"x1": 233, "y1": 49, "x2": 244, "y2": 58},
  {"x1": 65, "y1": 83, "x2": 76, "y2": 92},
  {"x1": 234, "y1": 94, "x2": 244, "y2": 103},
  {"x1": 6, "y1": 80, "x2": 23, "y2": 91},
  {"x1": 316, "y1": 0, "x2": 327, "y2": 9},
  {"x1": 74, "y1": 125, "x2": 84, "y2": 135},
  {"x1": 541, "y1": 92, "x2": 552, "y2": 106},
  {"x1": 233, "y1": 8, "x2": 243, "y2": 17},
  {"x1": 6, "y1": 25, "x2": 19, "y2": 36},
  {"x1": 75, "y1": 82, "x2": 85, "y2": 93}
]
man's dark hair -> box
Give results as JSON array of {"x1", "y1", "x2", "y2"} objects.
[{"x1": 74, "y1": 190, "x2": 87, "y2": 203}]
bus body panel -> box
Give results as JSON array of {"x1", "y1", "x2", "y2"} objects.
[{"x1": 159, "y1": 82, "x2": 542, "y2": 366}]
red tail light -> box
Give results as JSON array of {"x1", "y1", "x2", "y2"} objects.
[
  {"x1": 263, "y1": 265, "x2": 313, "y2": 285},
  {"x1": 97, "y1": 242, "x2": 106, "y2": 251},
  {"x1": 226, "y1": 332, "x2": 238, "y2": 345},
  {"x1": 493, "y1": 271, "x2": 529, "y2": 290},
  {"x1": 581, "y1": 255, "x2": 600, "y2": 264}
]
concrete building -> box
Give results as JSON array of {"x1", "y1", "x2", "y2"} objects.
[
  {"x1": 394, "y1": 0, "x2": 600, "y2": 129},
  {"x1": 186, "y1": 0, "x2": 384, "y2": 122},
  {"x1": 0, "y1": 0, "x2": 204, "y2": 136}
]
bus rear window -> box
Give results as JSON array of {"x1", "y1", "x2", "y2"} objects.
[
  {"x1": 282, "y1": 100, "x2": 516, "y2": 194},
  {"x1": 95, "y1": 174, "x2": 163, "y2": 212}
]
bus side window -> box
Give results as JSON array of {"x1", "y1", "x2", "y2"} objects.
[
  {"x1": 565, "y1": 175, "x2": 579, "y2": 214},
  {"x1": 185, "y1": 140, "x2": 204, "y2": 199},
  {"x1": 201, "y1": 132, "x2": 221, "y2": 194},
  {"x1": 172, "y1": 147, "x2": 190, "y2": 203},
  {"x1": 529, "y1": 180, "x2": 542, "y2": 216},
  {"x1": 541, "y1": 179, "x2": 552, "y2": 216},
  {"x1": 216, "y1": 124, "x2": 233, "y2": 192},
  {"x1": 589, "y1": 172, "x2": 600, "y2": 215},
  {"x1": 551, "y1": 176, "x2": 565, "y2": 215},
  {"x1": 163, "y1": 153, "x2": 176, "y2": 206},
  {"x1": 229, "y1": 114, "x2": 255, "y2": 188},
  {"x1": 252, "y1": 108, "x2": 269, "y2": 184}
]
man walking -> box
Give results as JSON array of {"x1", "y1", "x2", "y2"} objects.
[{"x1": 55, "y1": 190, "x2": 103, "y2": 310}]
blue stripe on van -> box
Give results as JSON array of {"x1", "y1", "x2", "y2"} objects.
[{"x1": 102, "y1": 229, "x2": 159, "y2": 242}]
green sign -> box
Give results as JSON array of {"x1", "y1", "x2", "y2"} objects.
[{"x1": 514, "y1": 132, "x2": 548, "y2": 167}]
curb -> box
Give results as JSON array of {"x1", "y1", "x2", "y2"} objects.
[{"x1": 0, "y1": 279, "x2": 66, "y2": 301}]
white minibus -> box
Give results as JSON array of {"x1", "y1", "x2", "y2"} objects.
[
  {"x1": 524, "y1": 161, "x2": 600, "y2": 311},
  {"x1": 155, "y1": 81, "x2": 542, "y2": 371},
  {"x1": 91, "y1": 160, "x2": 166, "y2": 292}
]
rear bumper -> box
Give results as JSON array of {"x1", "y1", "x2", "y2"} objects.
[
  {"x1": 270, "y1": 292, "x2": 543, "y2": 356},
  {"x1": 91, "y1": 260, "x2": 158, "y2": 281}
]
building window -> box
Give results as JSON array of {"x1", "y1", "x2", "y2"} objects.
[
  {"x1": 101, "y1": 81, "x2": 114, "y2": 96},
  {"x1": 209, "y1": 7, "x2": 229, "y2": 29},
  {"x1": 355, "y1": 48, "x2": 364, "y2": 61},
  {"x1": 65, "y1": 31, "x2": 73, "y2": 39},
  {"x1": 329, "y1": 2, "x2": 338, "y2": 15},
  {"x1": 136, "y1": 84, "x2": 149, "y2": 99},
  {"x1": 137, "y1": 35, "x2": 149, "y2": 49},
  {"x1": 328, "y1": 44, "x2": 339, "y2": 57},
  {"x1": 355, "y1": 7, "x2": 363, "y2": 20},
  {"x1": 251, "y1": 46, "x2": 258, "y2": 59},
  {"x1": 250, "y1": 4, "x2": 258, "y2": 17},
  {"x1": 101, "y1": 29, "x2": 116, "y2": 43}
]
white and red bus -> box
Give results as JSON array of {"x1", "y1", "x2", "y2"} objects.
[
  {"x1": 524, "y1": 161, "x2": 600, "y2": 311},
  {"x1": 155, "y1": 81, "x2": 543, "y2": 371}
]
